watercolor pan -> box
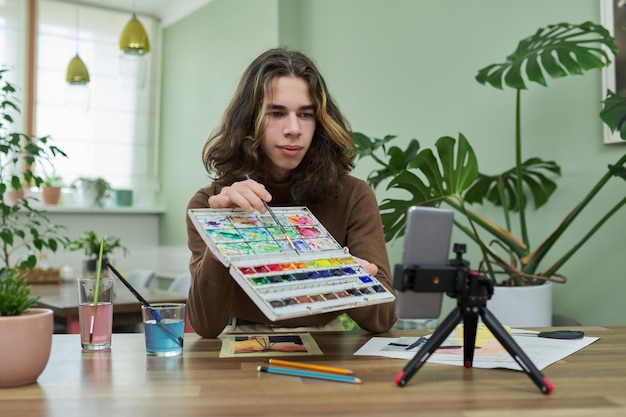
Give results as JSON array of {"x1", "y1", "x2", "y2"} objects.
[{"x1": 188, "y1": 207, "x2": 395, "y2": 321}]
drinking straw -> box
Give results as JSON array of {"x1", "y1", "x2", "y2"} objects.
[
  {"x1": 89, "y1": 236, "x2": 105, "y2": 343},
  {"x1": 105, "y1": 261, "x2": 183, "y2": 347}
]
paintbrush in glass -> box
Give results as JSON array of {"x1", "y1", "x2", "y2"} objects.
[{"x1": 106, "y1": 261, "x2": 184, "y2": 347}]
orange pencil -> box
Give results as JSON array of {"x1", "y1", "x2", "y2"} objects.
[{"x1": 267, "y1": 358, "x2": 354, "y2": 375}]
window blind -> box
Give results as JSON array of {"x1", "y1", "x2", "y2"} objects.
[{"x1": 35, "y1": 0, "x2": 160, "y2": 203}]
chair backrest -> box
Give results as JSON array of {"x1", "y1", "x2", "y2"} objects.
[
  {"x1": 124, "y1": 268, "x2": 156, "y2": 289},
  {"x1": 168, "y1": 272, "x2": 191, "y2": 296}
]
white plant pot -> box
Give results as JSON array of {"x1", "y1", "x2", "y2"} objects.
[
  {"x1": 81, "y1": 185, "x2": 99, "y2": 207},
  {"x1": 486, "y1": 281, "x2": 552, "y2": 327}
]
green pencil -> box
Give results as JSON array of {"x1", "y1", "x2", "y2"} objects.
[{"x1": 89, "y1": 236, "x2": 105, "y2": 343}]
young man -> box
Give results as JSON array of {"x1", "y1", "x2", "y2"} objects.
[{"x1": 186, "y1": 48, "x2": 396, "y2": 337}]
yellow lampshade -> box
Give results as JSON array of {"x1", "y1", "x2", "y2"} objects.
[
  {"x1": 119, "y1": 13, "x2": 150, "y2": 55},
  {"x1": 65, "y1": 54, "x2": 90, "y2": 84}
]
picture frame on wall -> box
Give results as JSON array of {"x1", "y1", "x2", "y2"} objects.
[{"x1": 601, "y1": 0, "x2": 626, "y2": 144}]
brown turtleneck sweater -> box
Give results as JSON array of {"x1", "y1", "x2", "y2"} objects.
[{"x1": 185, "y1": 175, "x2": 397, "y2": 337}]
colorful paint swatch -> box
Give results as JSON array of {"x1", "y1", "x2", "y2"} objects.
[{"x1": 208, "y1": 229, "x2": 243, "y2": 242}]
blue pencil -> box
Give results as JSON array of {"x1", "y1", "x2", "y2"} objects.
[{"x1": 257, "y1": 365, "x2": 362, "y2": 384}]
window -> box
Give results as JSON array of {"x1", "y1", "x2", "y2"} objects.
[
  {"x1": 2, "y1": 0, "x2": 161, "y2": 205},
  {"x1": 0, "y1": 0, "x2": 27, "y2": 133}
]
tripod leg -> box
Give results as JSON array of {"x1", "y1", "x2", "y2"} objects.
[
  {"x1": 480, "y1": 307, "x2": 553, "y2": 394},
  {"x1": 462, "y1": 314, "x2": 478, "y2": 368},
  {"x1": 395, "y1": 306, "x2": 463, "y2": 387}
]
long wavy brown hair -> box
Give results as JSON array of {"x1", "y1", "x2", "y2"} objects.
[{"x1": 201, "y1": 47, "x2": 355, "y2": 203}]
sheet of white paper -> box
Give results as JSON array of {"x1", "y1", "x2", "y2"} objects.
[{"x1": 354, "y1": 329, "x2": 599, "y2": 371}]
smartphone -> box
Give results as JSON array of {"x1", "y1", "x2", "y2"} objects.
[{"x1": 394, "y1": 206, "x2": 454, "y2": 319}]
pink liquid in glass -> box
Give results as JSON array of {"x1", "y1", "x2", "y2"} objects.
[{"x1": 79, "y1": 302, "x2": 113, "y2": 350}]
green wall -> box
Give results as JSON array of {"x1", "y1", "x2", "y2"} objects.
[
  {"x1": 158, "y1": 0, "x2": 626, "y2": 326},
  {"x1": 158, "y1": 0, "x2": 282, "y2": 245}
]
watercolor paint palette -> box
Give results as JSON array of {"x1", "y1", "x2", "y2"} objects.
[{"x1": 188, "y1": 207, "x2": 395, "y2": 321}]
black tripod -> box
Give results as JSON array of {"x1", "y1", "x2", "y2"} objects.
[{"x1": 392, "y1": 244, "x2": 553, "y2": 394}]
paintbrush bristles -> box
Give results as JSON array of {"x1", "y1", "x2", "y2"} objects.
[{"x1": 262, "y1": 200, "x2": 299, "y2": 254}]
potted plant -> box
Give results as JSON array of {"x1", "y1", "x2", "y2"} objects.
[
  {"x1": 0, "y1": 67, "x2": 70, "y2": 275},
  {"x1": 0, "y1": 270, "x2": 53, "y2": 387},
  {"x1": 68, "y1": 230, "x2": 129, "y2": 277},
  {"x1": 0, "y1": 270, "x2": 54, "y2": 388},
  {"x1": 41, "y1": 174, "x2": 64, "y2": 206},
  {"x1": 71, "y1": 176, "x2": 112, "y2": 208},
  {"x1": 29, "y1": 123, "x2": 68, "y2": 207},
  {"x1": 353, "y1": 22, "x2": 626, "y2": 325},
  {"x1": 4, "y1": 178, "x2": 25, "y2": 206}
]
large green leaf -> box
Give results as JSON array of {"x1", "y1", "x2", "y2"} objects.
[
  {"x1": 379, "y1": 134, "x2": 478, "y2": 242},
  {"x1": 352, "y1": 132, "x2": 396, "y2": 158},
  {"x1": 600, "y1": 90, "x2": 626, "y2": 141},
  {"x1": 464, "y1": 158, "x2": 561, "y2": 211},
  {"x1": 476, "y1": 22, "x2": 617, "y2": 90},
  {"x1": 353, "y1": 132, "x2": 420, "y2": 190}
]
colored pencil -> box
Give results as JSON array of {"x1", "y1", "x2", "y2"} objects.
[
  {"x1": 267, "y1": 358, "x2": 354, "y2": 375},
  {"x1": 245, "y1": 174, "x2": 299, "y2": 254},
  {"x1": 89, "y1": 236, "x2": 105, "y2": 344},
  {"x1": 257, "y1": 366, "x2": 361, "y2": 384}
]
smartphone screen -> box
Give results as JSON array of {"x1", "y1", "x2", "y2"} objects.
[{"x1": 394, "y1": 206, "x2": 454, "y2": 319}]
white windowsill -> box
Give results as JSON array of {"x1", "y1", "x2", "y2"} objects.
[{"x1": 37, "y1": 206, "x2": 166, "y2": 215}]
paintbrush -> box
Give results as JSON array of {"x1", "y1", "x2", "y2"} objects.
[
  {"x1": 105, "y1": 261, "x2": 184, "y2": 347},
  {"x1": 245, "y1": 174, "x2": 299, "y2": 254},
  {"x1": 89, "y1": 236, "x2": 105, "y2": 344}
]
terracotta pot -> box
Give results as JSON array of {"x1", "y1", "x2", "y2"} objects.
[
  {"x1": 4, "y1": 189, "x2": 25, "y2": 206},
  {"x1": 42, "y1": 186, "x2": 62, "y2": 205},
  {"x1": 0, "y1": 308, "x2": 54, "y2": 387}
]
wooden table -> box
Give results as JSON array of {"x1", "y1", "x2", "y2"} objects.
[
  {"x1": 30, "y1": 282, "x2": 187, "y2": 333},
  {"x1": 0, "y1": 326, "x2": 624, "y2": 416}
]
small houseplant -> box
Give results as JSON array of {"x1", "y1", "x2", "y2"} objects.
[
  {"x1": 68, "y1": 230, "x2": 129, "y2": 277},
  {"x1": 43, "y1": 174, "x2": 64, "y2": 187},
  {"x1": 41, "y1": 174, "x2": 64, "y2": 206},
  {"x1": 34, "y1": 127, "x2": 67, "y2": 206},
  {"x1": 0, "y1": 270, "x2": 40, "y2": 316},
  {"x1": 4, "y1": 178, "x2": 25, "y2": 205},
  {"x1": 71, "y1": 176, "x2": 112, "y2": 208},
  {"x1": 354, "y1": 22, "x2": 626, "y2": 288}
]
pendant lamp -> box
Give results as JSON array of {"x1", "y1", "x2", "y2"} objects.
[
  {"x1": 66, "y1": 7, "x2": 90, "y2": 85},
  {"x1": 65, "y1": 7, "x2": 90, "y2": 110},
  {"x1": 119, "y1": 13, "x2": 150, "y2": 55},
  {"x1": 66, "y1": 54, "x2": 90, "y2": 84},
  {"x1": 118, "y1": 13, "x2": 150, "y2": 89}
]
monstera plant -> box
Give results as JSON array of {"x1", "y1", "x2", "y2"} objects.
[{"x1": 355, "y1": 21, "x2": 626, "y2": 287}]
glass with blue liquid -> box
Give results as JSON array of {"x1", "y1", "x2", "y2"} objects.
[{"x1": 141, "y1": 303, "x2": 186, "y2": 357}]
